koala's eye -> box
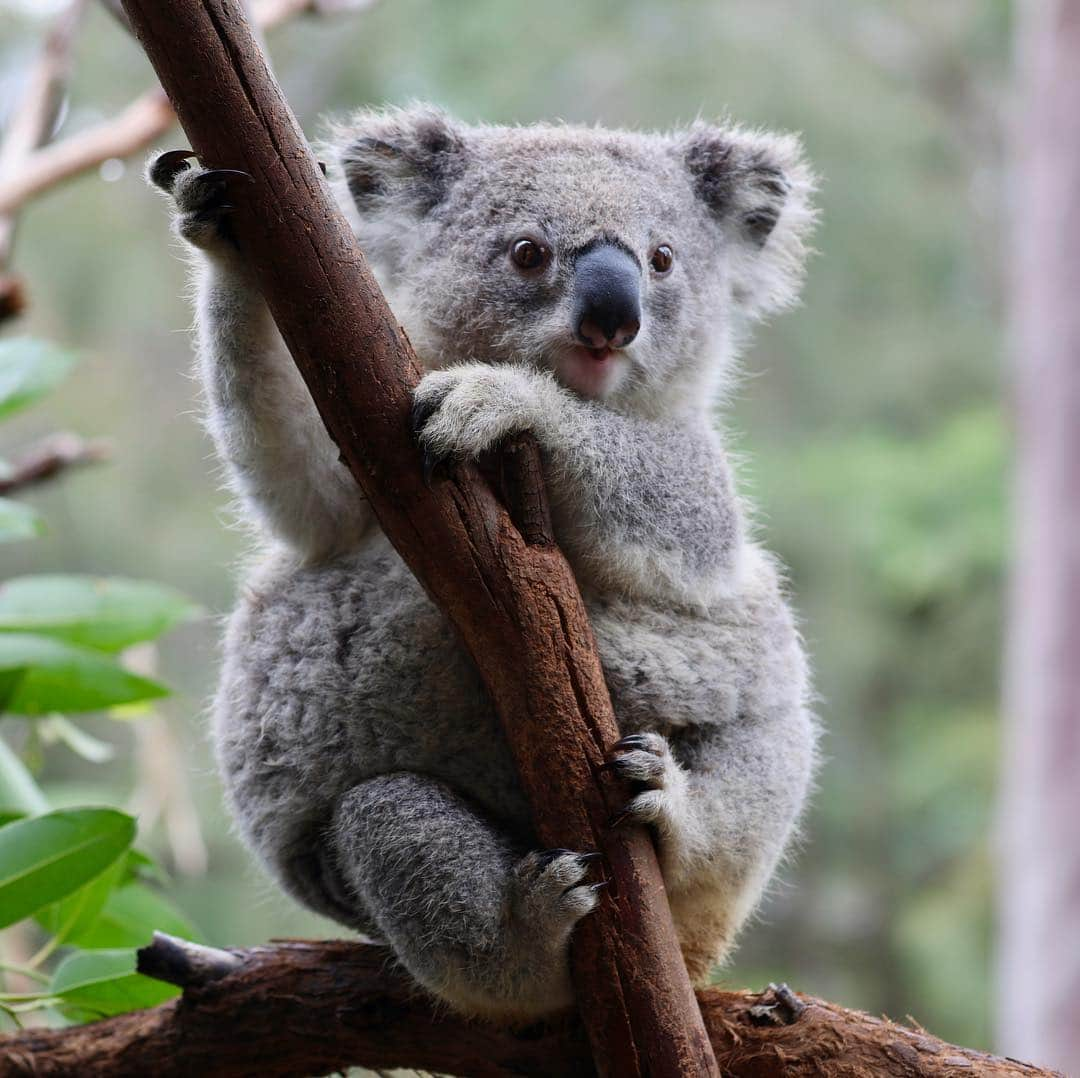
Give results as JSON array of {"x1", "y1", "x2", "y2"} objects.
[
  {"x1": 510, "y1": 237, "x2": 550, "y2": 272},
  {"x1": 650, "y1": 244, "x2": 675, "y2": 275}
]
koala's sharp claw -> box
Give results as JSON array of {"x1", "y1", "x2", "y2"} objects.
[
  {"x1": 535, "y1": 847, "x2": 575, "y2": 871},
  {"x1": 412, "y1": 395, "x2": 448, "y2": 485},
  {"x1": 577, "y1": 851, "x2": 603, "y2": 865},
  {"x1": 150, "y1": 149, "x2": 197, "y2": 192},
  {"x1": 197, "y1": 168, "x2": 254, "y2": 185},
  {"x1": 411, "y1": 395, "x2": 439, "y2": 440},
  {"x1": 611, "y1": 734, "x2": 653, "y2": 753},
  {"x1": 422, "y1": 448, "x2": 442, "y2": 488},
  {"x1": 589, "y1": 880, "x2": 610, "y2": 894},
  {"x1": 608, "y1": 809, "x2": 634, "y2": 829}
]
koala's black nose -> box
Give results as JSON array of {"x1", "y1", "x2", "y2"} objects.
[{"x1": 572, "y1": 244, "x2": 641, "y2": 350}]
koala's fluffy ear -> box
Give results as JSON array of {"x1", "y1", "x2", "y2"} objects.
[
  {"x1": 330, "y1": 105, "x2": 466, "y2": 266},
  {"x1": 681, "y1": 124, "x2": 816, "y2": 320}
]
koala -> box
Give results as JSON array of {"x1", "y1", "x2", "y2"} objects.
[{"x1": 149, "y1": 104, "x2": 818, "y2": 1021}]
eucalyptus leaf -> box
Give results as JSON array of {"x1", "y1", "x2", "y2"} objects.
[
  {"x1": 0, "y1": 808, "x2": 135, "y2": 928},
  {"x1": 67, "y1": 881, "x2": 201, "y2": 949},
  {"x1": 35, "y1": 857, "x2": 126, "y2": 947},
  {"x1": 0, "y1": 576, "x2": 200, "y2": 653},
  {"x1": 0, "y1": 634, "x2": 169, "y2": 715},
  {"x1": 50, "y1": 949, "x2": 178, "y2": 1018}
]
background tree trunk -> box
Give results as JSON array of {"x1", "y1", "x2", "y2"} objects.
[{"x1": 999, "y1": 1, "x2": 1080, "y2": 1072}]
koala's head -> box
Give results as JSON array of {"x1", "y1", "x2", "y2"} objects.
[{"x1": 332, "y1": 105, "x2": 815, "y2": 413}]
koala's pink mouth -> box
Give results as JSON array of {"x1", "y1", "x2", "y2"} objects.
[{"x1": 551, "y1": 345, "x2": 627, "y2": 399}]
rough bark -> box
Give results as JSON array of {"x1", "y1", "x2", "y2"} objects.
[
  {"x1": 118, "y1": 1, "x2": 716, "y2": 1075},
  {"x1": 0, "y1": 937, "x2": 1060, "y2": 1078},
  {"x1": 999, "y1": 2, "x2": 1080, "y2": 1073}
]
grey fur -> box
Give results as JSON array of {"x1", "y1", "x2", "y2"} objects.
[{"x1": 150, "y1": 105, "x2": 819, "y2": 1020}]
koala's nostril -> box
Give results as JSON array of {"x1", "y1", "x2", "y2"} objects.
[
  {"x1": 613, "y1": 318, "x2": 639, "y2": 348},
  {"x1": 572, "y1": 243, "x2": 643, "y2": 351},
  {"x1": 577, "y1": 317, "x2": 608, "y2": 350},
  {"x1": 578, "y1": 314, "x2": 640, "y2": 350}
]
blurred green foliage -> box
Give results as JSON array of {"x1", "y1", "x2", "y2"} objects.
[
  {"x1": 0, "y1": 0, "x2": 1009, "y2": 1051},
  {"x1": 0, "y1": 338, "x2": 200, "y2": 1027}
]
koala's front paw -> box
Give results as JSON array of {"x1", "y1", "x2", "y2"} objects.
[
  {"x1": 149, "y1": 149, "x2": 251, "y2": 253},
  {"x1": 605, "y1": 732, "x2": 690, "y2": 841},
  {"x1": 511, "y1": 848, "x2": 605, "y2": 941},
  {"x1": 411, "y1": 364, "x2": 545, "y2": 479}
]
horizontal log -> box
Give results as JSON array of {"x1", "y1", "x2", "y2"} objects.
[{"x1": 0, "y1": 937, "x2": 1059, "y2": 1078}]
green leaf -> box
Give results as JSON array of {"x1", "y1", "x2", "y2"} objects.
[
  {"x1": 68, "y1": 882, "x2": 201, "y2": 949},
  {"x1": 0, "y1": 498, "x2": 44, "y2": 543},
  {"x1": 49, "y1": 949, "x2": 178, "y2": 1018},
  {"x1": 0, "y1": 338, "x2": 76, "y2": 420},
  {"x1": 0, "y1": 737, "x2": 48, "y2": 815},
  {"x1": 0, "y1": 808, "x2": 135, "y2": 928},
  {"x1": 0, "y1": 634, "x2": 169, "y2": 715},
  {"x1": 121, "y1": 848, "x2": 166, "y2": 886},
  {"x1": 0, "y1": 576, "x2": 200, "y2": 653},
  {"x1": 35, "y1": 857, "x2": 127, "y2": 946}
]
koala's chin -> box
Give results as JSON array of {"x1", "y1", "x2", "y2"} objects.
[{"x1": 548, "y1": 342, "x2": 633, "y2": 400}]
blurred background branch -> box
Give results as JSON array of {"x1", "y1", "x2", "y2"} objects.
[
  {"x1": 0, "y1": 0, "x2": 379, "y2": 324},
  {"x1": 0, "y1": 0, "x2": 88, "y2": 320},
  {"x1": 0, "y1": 431, "x2": 109, "y2": 495}
]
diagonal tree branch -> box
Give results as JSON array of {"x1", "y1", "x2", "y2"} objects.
[
  {"x1": 0, "y1": 937, "x2": 1060, "y2": 1078},
  {"x1": 0, "y1": 432, "x2": 109, "y2": 495}
]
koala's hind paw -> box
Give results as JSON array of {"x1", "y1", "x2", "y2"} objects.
[
  {"x1": 150, "y1": 150, "x2": 252, "y2": 251},
  {"x1": 604, "y1": 731, "x2": 689, "y2": 832},
  {"x1": 513, "y1": 848, "x2": 605, "y2": 930}
]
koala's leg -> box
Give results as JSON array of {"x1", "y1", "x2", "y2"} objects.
[
  {"x1": 150, "y1": 153, "x2": 373, "y2": 561},
  {"x1": 329, "y1": 772, "x2": 602, "y2": 1020}
]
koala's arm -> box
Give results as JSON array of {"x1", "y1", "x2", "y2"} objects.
[
  {"x1": 156, "y1": 161, "x2": 374, "y2": 561},
  {"x1": 194, "y1": 262, "x2": 374, "y2": 559},
  {"x1": 414, "y1": 364, "x2": 742, "y2": 603}
]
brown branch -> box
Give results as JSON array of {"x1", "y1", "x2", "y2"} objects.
[
  {"x1": 0, "y1": 937, "x2": 1059, "y2": 1077},
  {"x1": 0, "y1": 433, "x2": 109, "y2": 495},
  {"x1": 119, "y1": 1, "x2": 715, "y2": 1075}
]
